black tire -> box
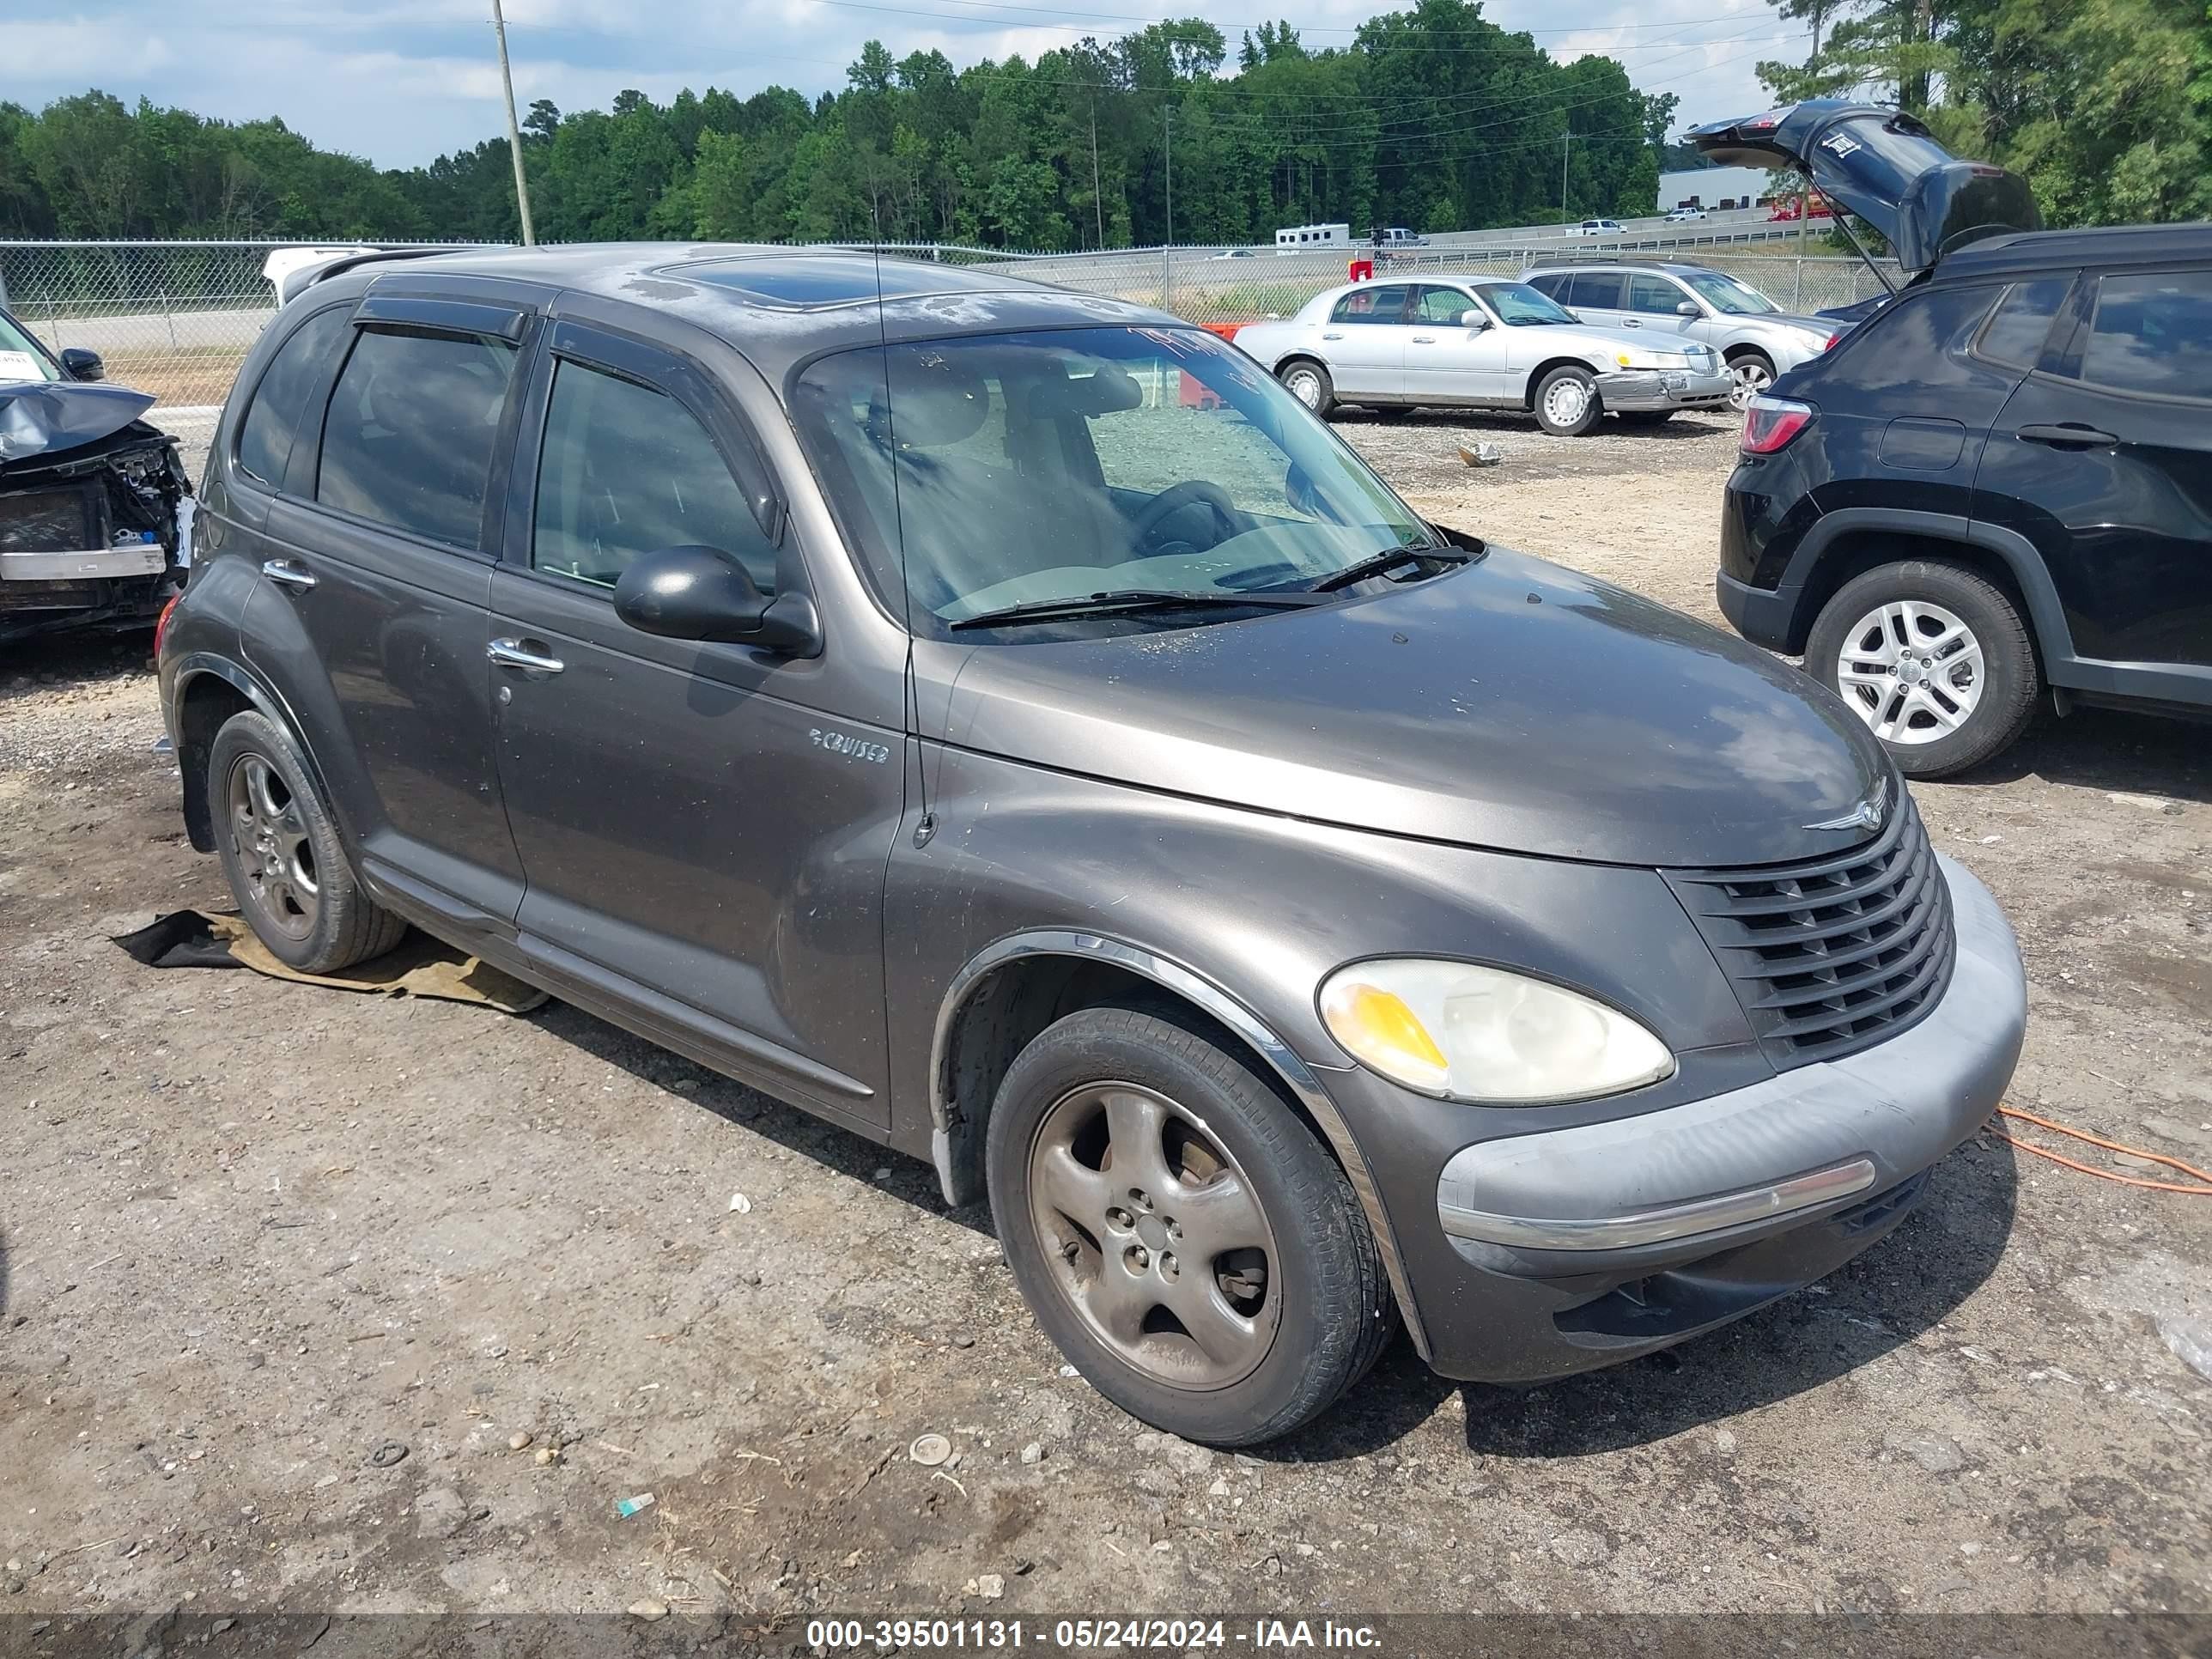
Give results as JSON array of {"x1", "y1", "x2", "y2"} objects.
[
  {"x1": 986, "y1": 1005, "x2": 1395, "y2": 1446},
  {"x1": 210, "y1": 709, "x2": 409, "y2": 973},
  {"x1": 1370, "y1": 404, "x2": 1418, "y2": 421},
  {"x1": 1805, "y1": 560, "x2": 2041, "y2": 779},
  {"x1": 1614, "y1": 410, "x2": 1675, "y2": 428},
  {"x1": 1277, "y1": 358, "x2": 1335, "y2": 418},
  {"x1": 1531, "y1": 365, "x2": 1602, "y2": 436}
]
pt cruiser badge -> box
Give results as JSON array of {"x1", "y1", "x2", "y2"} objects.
[{"x1": 1806, "y1": 778, "x2": 1889, "y2": 834}]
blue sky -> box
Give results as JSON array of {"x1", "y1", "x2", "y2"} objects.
[{"x1": 8, "y1": 0, "x2": 1808, "y2": 169}]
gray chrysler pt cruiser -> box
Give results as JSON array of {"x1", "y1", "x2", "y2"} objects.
[{"x1": 159, "y1": 246, "x2": 2027, "y2": 1444}]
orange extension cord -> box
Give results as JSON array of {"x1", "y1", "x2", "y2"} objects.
[{"x1": 1986, "y1": 1105, "x2": 2212, "y2": 1195}]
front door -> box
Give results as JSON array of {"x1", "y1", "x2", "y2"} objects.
[
  {"x1": 1975, "y1": 268, "x2": 2212, "y2": 678},
  {"x1": 1402, "y1": 284, "x2": 1512, "y2": 404},
  {"x1": 1319, "y1": 283, "x2": 1413, "y2": 398},
  {"x1": 1622, "y1": 271, "x2": 1701, "y2": 343},
  {"x1": 242, "y1": 295, "x2": 533, "y2": 928},
  {"x1": 489, "y1": 319, "x2": 902, "y2": 1124}
]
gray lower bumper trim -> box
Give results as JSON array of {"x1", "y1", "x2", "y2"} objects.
[{"x1": 1437, "y1": 854, "x2": 2025, "y2": 1255}]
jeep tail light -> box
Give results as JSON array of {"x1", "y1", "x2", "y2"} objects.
[
  {"x1": 1741, "y1": 395, "x2": 1814, "y2": 455},
  {"x1": 154, "y1": 592, "x2": 182, "y2": 659}
]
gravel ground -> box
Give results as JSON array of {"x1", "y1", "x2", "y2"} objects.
[{"x1": 3, "y1": 412, "x2": 2209, "y2": 1632}]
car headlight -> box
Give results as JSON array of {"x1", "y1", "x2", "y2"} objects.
[
  {"x1": 1318, "y1": 958, "x2": 1675, "y2": 1103},
  {"x1": 1613, "y1": 351, "x2": 1692, "y2": 371}
]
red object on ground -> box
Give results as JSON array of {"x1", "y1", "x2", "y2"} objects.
[
  {"x1": 1347, "y1": 258, "x2": 1376, "y2": 283},
  {"x1": 1200, "y1": 321, "x2": 1243, "y2": 342}
]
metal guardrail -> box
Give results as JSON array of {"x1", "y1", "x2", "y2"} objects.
[{"x1": 0, "y1": 237, "x2": 1899, "y2": 471}]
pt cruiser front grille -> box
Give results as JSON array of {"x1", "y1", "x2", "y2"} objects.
[{"x1": 1664, "y1": 792, "x2": 1955, "y2": 1069}]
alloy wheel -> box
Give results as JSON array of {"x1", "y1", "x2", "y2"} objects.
[
  {"x1": 1834, "y1": 599, "x2": 1986, "y2": 744},
  {"x1": 1026, "y1": 1081, "x2": 1279, "y2": 1390},
  {"x1": 227, "y1": 752, "x2": 319, "y2": 940},
  {"x1": 1728, "y1": 358, "x2": 1773, "y2": 410}
]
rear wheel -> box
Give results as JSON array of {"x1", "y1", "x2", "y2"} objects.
[
  {"x1": 1727, "y1": 350, "x2": 1776, "y2": 411},
  {"x1": 210, "y1": 710, "x2": 408, "y2": 973},
  {"x1": 1278, "y1": 359, "x2": 1334, "y2": 417},
  {"x1": 1532, "y1": 366, "x2": 1601, "y2": 437},
  {"x1": 986, "y1": 1006, "x2": 1395, "y2": 1446},
  {"x1": 1805, "y1": 560, "x2": 2040, "y2": 778}
]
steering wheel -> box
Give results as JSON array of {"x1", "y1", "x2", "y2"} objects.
[{"x1": 1133, "y1": 479, "x2": 1240, "y2": 551}]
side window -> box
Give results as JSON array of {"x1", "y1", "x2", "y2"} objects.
[
  {"x1": 236, "y1": 305, "x2": 352, "y2": 489},
  {"x1": 1973, "y1": 277, "x2": 2071, "y2": 370},
  {"x1": 1525, "y1": 274, "x2": 1566, "y2": 300},
  {"x1": 532, "y1": 359, "x2": 776, "y2": 594},
  {"x1": 1627, "y1": 274, "x2": 1686, "y2": 316},
  {"x1": 316, "y1": 326, "x2": 520, "y2": 546},
  {"x1": 2077, "y1": 271, "x2": 2212, "y2": 399},
  {"x1": 1414, "y1": 287, "x2": 1474, "y2": 325},
  {"x1": 1568, "y1": 272, "x2": 1626, "y2": 309},
  {"x1": 1330, "y1": 285, "x2": 1410, "y2": 325}
]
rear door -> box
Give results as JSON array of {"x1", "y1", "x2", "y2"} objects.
[
  {"x1": 488, "y1": 316, "x2": 902, "y2": 1124},
  {"x1": 1975, "y1": 267, "x2": 2212, "y2": 682},
  {"x1": 1563, "y1": 270, "x2": 1630, "y2": 329},
  {"x1": 1402, "y1": 284, "x2": 1512, "y2": 403},
  {"x1": 244, "y1": 290, "x2": 534, "y2": 930},
  {"x1": 1318, "y1": 283, "x2": 1413, "y2": 398}
]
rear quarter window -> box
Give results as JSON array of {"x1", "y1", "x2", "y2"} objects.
[
  {"x1": 236, "y1": 304, "x2": 353, "y2": 490},
  {"x1": 1971, "y1": 277, "x2": 2071, "y2": 371}
]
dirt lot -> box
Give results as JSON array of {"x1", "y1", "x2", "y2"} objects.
[{"x1": 3, "y1": 410, "x2": 2209, "y2": 1634}]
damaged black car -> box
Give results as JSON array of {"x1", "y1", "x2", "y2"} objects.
[{"x1": 1, "y1": 305, "x2": 192, "y2": 644}]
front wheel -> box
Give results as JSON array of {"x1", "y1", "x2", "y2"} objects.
[
  {"x1": 986, "y1": 1006, "x2": 1395, "y2": 1446},
  {"x1": 1727, "y1": 351, "x2": 1776, "y2": 411},
  {"x1": 1532, "y1": 366, "x2": 1601, "y2": 437},
  {"x1": 1277, "y1": 359, "x2": 1334, "y2": 418},
  {"x1": 1804, "y1": 560, "x2": 2041, "y2": 778}
]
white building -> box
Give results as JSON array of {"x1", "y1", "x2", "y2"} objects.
[{"x1": 1658, "y1": 166, "x2": 1777, "y2": 211}]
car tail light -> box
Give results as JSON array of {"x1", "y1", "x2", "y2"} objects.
[
  {"x1": 1741, "y1": 395, "x2": 1814, "y2": 455},
  {"x1": 1824, "y1": 332, "x2": 1842, "y2": 351},
  {"x1": 154, "y1": 592, "x2": 182, "y2": 659}
]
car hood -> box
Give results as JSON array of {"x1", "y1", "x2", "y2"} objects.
[
  {"x1": 931, "y1": 547, "x2": 1893, "y2": 868},
  {"x1": 0, "y1": 381, "x2": 159, "y2": 465},
  {"x1": 1524, "y1": 322, "x2": 1711, "y2": 360},
  {"x1": 1687, "y1": 101, "x2": 2040, "y2": 273}
]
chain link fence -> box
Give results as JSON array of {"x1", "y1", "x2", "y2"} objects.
[{"x1": 3, "y1": 237, "x2": 1899, "y2": 472}]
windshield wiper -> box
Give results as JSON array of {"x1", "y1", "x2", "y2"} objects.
[
  {"x1": 948, "y1": 588, "x2": 1327, "y2": 631},
  {"x1": 1303, "y1": 543, "x2": 1471, "y2": 594}
]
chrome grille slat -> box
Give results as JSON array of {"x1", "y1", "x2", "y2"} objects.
[{"x1": 1663, "y1": 791, "x2": 1956, "y2": 1068}]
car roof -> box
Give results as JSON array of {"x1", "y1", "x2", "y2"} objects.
[
  {"x1": 296, "y1": 243, "x2": 1182, "y2": 384},
  {"x1": 1521, "y1": 260, "x2": 1707, "y2": 277},
  {"x1": 1929, "y1": 222, "x2": 2212, "y2": 283}
]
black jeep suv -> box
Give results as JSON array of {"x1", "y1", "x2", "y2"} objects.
[{"x1": 1694, "y1": 102, "x2": 2212, "y2": 776}]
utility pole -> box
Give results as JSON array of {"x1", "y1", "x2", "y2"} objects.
[
  {"x1": 1163, "y1": 106, "x2": 1173, "y2": 246},
  {"x1": 1559, "y1": 131, "x2": 1575, "y2": 225},
  {"x1": 1090, "y1": 110, "x2": 1104, "y2": 249},
  {"x1": 490, "y1": 0, "x2": 536, "y2": 246}
]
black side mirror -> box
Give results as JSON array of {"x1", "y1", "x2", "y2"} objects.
[
  {"x1": 1675, "y1": 300, "x2": 1701, "y2": 318},
  {"x1": 60, "y1": 348, "x2": 105, "y2": 383},
  {"x1": 612, "y1": 545, "x2": 818, "y2": 655}
]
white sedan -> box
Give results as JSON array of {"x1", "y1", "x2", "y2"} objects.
[{"x1": 1230, "y1": 277, "x2": 1734, "y2": 436}]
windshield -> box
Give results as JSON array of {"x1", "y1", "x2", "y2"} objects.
[
  {"x1": 1472, "y1": 283, "x2": 1577, "y2": 326},
  {"x1": 793, "y1": 326, "x2": 1433, "y2": 635},
  {"x1": 1684, "y1": 271, "x2": 1780, "y2": 315},
  {"x1": 0, "y1": 312, "x2": 63, "y2": 383}
]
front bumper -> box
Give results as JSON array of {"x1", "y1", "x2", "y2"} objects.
[
  {"x1": 1413, "y1": 854, "x2": 2023, "y2": 1382},
  {"x1": 1598, "y1": 367, "x2": 1734, "y2": 412}
]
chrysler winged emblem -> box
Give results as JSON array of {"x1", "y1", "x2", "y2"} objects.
[{"x1": 1804, "y1": 777, "x2": 1889, "y2": 834}]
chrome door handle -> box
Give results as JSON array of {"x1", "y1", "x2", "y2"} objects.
[
  {"x1": 261, "y1": 559, "x2": 316, "y2": 591},
  {"x1": 487, "y1": 638, "x2": 565, "y2": 675},
  {"x1": 1410, "y1": 335, "x2": 1436, "y2": 343},
  {"x1": 1321, "y1": 331, "x2": 1345, "y2": 340}
]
